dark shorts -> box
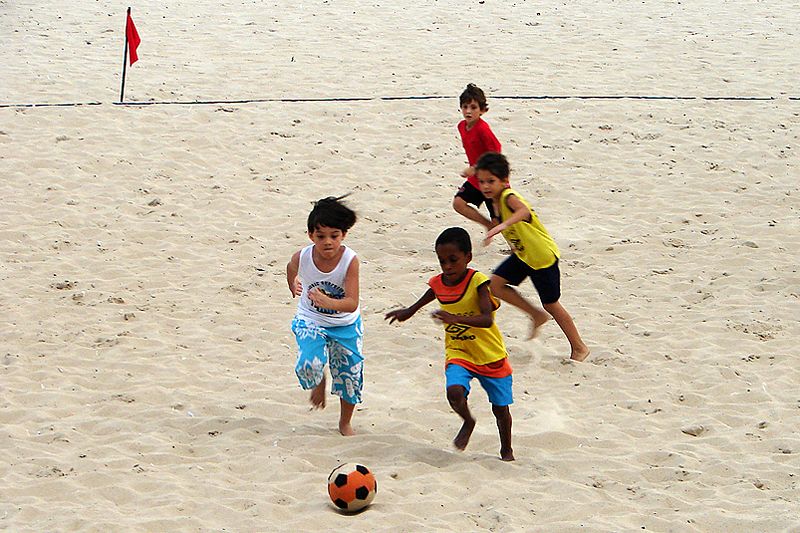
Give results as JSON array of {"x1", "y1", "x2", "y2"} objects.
[
  {"x1": 455, "y1": 181, "x2": 495, "y2": 218},
  {"x1": 493, "y1": 254, "x2": 561, "y2": 304}
]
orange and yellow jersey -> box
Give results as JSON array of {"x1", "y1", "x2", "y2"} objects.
[
  {"x1": 428, "y1": 269, "x2": 511, "y2": 378},
  {"x1": 498, "y1": 187, "x2": 560, "y2": 269}
]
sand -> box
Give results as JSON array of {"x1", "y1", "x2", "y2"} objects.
[{"x1": 1, "y1": 1, "x2": 799, "y2": 531}]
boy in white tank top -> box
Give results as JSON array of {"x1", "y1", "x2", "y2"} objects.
[{"x1": 286, "y1": 196, "x2": 363, "y2": 436}]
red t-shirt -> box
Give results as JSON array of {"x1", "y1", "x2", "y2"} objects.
[{"x1": 458, "y1": 118, "x2": 501, "y2": 188}]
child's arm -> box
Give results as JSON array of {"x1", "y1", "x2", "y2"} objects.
[
  {"x1": 432, "y1": 283, "x2": 494, "y2": 328},
  {"x1": 482, "y1": 124, "x2": 501, "y2": 153},
  {"x1": 484, "y1": 194, "x2": 532, "y2": 244},
  {"x1": 385, "y1": 288, "x2": 436, "y2": 324},
  {"x1": 308, "y1": 257, "x2": 360, "y2": 313},
  {"x1": 286, "y1": 251, "x2": 302, "y2": 297}
]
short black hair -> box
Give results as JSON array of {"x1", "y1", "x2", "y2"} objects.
[
  {"x1": 435, "y1": 227, "x2": 472, "y2": 254},
  {"x1": 459, "y1": 83, "x2": 488, "y2": 111},
  {"x1": 307, "y1": 195, "x2": 357, "y2": 233},
  {"x1": 475, "y1": 152, "x2": 510, "y2": 180}
]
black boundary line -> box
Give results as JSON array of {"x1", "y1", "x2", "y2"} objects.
[
  {"x1": 0, "y1": 95, "x2": 787, "y2": 109},
  {"x1": 0, "y1": 102, "x2": 104, "y2": 109}
]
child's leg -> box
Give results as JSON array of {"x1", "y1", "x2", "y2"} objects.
[
  {"x1": 529, "y1": 259, "x2": 590, "y2": 360},
  {"x1": 490, "y1": 274, "x2": 549, "y2": 338},
  {"x1": 292, "y1": 319, "x2": 329, "y2": 408},
  {"x1": 309, "y1": 377, "x2": 327, "y2": 409},
  {"x1": 478, "y1": 373, "x2": 515, "y2": 461},
  {"x1": 453, "y1": 196, "x2": 493, "y2": 230},
  {"x1": 492, "y1": 405, "x2": 514, "y2": 461},
  {"x1": 338, "y1": 399, "x2": 356, "y2": 437},
  {"x1": 543, "y1": 300, "x2": 590, "y2": 361},
  {"x1": 327, "y1": 331, "x2": 363, "y2": 436},
  {"x1": 445, "y1": 364, "x2": 477, "y2": 450},
  {"x1": 447, "y1": 385, "x2": 476, "y2": 450}
]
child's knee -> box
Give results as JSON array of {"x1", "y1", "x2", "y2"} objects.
[
  {"x1": 542, "y1": 300, "x2": 562, "y2": 314},
  {"x1": 446, "y1": 385, "x2": 467, "y2": 406},
  {"x1": 296, "y1": 349, "x2": 325, "y2": 369},
  {"x1": 492, "y1": 404, "x2": 511, "y2": 419},
  {"x1": 489, "y1": 275, "x2": 506, "y2": 292},
  {"x1": 295, "y1": 354, "x2": 326, "y2": 388}
]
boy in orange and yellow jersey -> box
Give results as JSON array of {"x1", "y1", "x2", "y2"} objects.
[{"x1": 385, "y1": 227, "x2": 514, "y2": 461}]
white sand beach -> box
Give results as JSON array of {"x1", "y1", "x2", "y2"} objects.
[{"x1": 1, "y1": 1, "x2": 799, "y2": 531}]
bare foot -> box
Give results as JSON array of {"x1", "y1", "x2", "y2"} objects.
[
  {"x1": 453, "y1": 417, "x2": 476, "y2": 451},
  {"x1": 309, "y1": 377, "x2": 326, "y2": 409},
  {"x1": 500, "y1": 447, "x2": 515, "y2": 461},
  {"x1": 339, "y1": 422, "x2": 355, "y2": 436},
  {"x1": 527, "y1": 311, "x2": 550, "y2": 340},
  {"x1": 570, "y1": 346, "x2": 591, "y2": 362}
]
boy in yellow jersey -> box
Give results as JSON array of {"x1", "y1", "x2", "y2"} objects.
[
  {"x1": 476, "y1": 152, "x2": 590, "y2": 362},
  {"x1": 385, "y1": 227, "x2": 514, "y2": 461}
]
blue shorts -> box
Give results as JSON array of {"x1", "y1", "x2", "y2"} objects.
[
  {"x1": 291, "y1": 316, "x2": 363, "y2": 404},
  {"x1": 445, "y1": 363, "x2": 513, "y2": 407}
]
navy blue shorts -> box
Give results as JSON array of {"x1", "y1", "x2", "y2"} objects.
[
  {"x1": 493, "y1": 254, "x2": 561, "y2": 305},
  {"x1": 455, "y1": 181, "x2": 495, "y2": 218}
]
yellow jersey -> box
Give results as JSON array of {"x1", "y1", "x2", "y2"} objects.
[
  {"x1": 428, "y1": 269, "x2": 509, "y2": 372},
  {"x1": 497, "y1": 187, "x2": 559, "y2": 269}
]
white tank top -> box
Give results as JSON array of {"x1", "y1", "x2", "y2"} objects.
[{"x1": 295, "y1": 244, "x2": 360, "y2": 327}]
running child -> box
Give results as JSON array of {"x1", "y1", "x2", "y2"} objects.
[
  {"x1": 454, "y1": 83, "x2": 503, "y2": 230},
  {"x1": 385, "y1": 227, "x2": 514, "y2": 461},
  {"x1": 476, "y1": 152, "x2": 590, "y2": 361},
  {"x1": 286, "y1": 195, "x2": 363, "y2": 436}
]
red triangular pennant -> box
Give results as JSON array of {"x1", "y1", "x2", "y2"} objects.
[{"x1": 126, "y1": 12, "x2": 141, "y2": 65}]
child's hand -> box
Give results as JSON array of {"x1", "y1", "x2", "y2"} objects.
[
  {"x1": 483, "y1": 223, "x2": 504, "y2": 246},
  {"x1": 385, "y1": 308, "x2": 413, "y2": 324},
  {"x1": 460, "y1": 166, "x2": 475, "y2": 178},
  {"x1": 308, "y1": 287, "x2": 332, "y2": 308},
  {"x1": 431, "y1": 310, "x2": 458, "y2": 324},
  {"x1": 291, "y1": 276, "x2": 303, "y2": 297}
]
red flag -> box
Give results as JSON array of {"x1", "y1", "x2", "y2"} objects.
[{"x1": 126, "y1": 12, "x2": 141, "y2": 65}]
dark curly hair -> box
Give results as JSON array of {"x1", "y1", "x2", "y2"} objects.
[
  {"x1": 435, "y1": 227, "x2": 472, "y2": 254},
  {"x1": 307, "y1": 195, "x2": 357, "y2": 233},
  {"x1": 459, "y1": 83, "x2": 489, "y2": 111}
]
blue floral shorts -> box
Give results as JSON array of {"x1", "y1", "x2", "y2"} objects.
[{"x1": 291, "y1": 316, "x2": 363, "y2": 404}]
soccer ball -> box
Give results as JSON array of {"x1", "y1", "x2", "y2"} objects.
[{"x1": 327, "y1": 463, "x2": 377, "y2": 512}]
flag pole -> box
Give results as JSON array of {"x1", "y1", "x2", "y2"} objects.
[{"x1": 119, "y1": 7, "x2": 131, "y2": 103}]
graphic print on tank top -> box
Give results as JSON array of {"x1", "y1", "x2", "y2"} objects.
[{"x1": 306, "y1": 280, "x2": 345, "y2": 315}]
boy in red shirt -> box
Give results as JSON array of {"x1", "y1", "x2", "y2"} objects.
[{"x1": 454, "y1": 83, "x2": 503, "y2": 230}]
